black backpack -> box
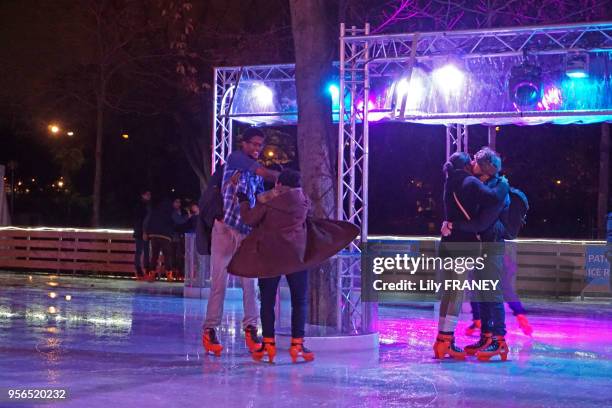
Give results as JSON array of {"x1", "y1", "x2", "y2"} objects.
[{"x1": 500, "y1": 187, "x2": 529, "y2": 240}]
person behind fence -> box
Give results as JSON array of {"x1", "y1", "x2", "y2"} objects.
[
  {"x1": 201, "y1": 127, "x2": 279, "y2": 356},
  {"x1": 444, "y1": 147, "x2": 510, "y2": 361},
  {"x1": 144, "y1": 197, "x2": 176, "y2": 282},
  {"x1": 133, "y1": 189, "x2": 151, "y2": 280},
  {"x1": 434, "y1": 152, "x2": 508, "y2": 360}
]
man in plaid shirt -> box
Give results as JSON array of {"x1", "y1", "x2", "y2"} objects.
[{"x1": 202, "y1": 127, "x2": 279, "y2": 356}]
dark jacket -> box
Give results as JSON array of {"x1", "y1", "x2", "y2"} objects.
[
  {"x1": 133, "y1": 200, "x2": 151, "y2": 239},
  {"x1": 228, "y1": 186, "x2": 359, "y2": 278},
  {"x1": 144, "y1": 200, "x2": 175, "y2": 240},
  {"x1": 453, "y1": 175, "x2": 509, "y2": 242},
  {"x1": 443, "y1": 169, "x2": 504, "y2": 243},
  {"x1": 195, "y1": 166, "x2": 225, "y2": 255}
]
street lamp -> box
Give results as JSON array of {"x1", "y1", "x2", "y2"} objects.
[{"x1": 48, "y1": 124, "x2": 60, "y2": 134}]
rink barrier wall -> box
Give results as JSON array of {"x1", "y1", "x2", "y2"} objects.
[
  {"x1": 0, "y1": 228, "x2": 607, "y2": 298},
  {"x1": 0, "y1": 227, "x2": 135, "y2": 275}
]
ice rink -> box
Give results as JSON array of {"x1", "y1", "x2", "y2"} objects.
[{"x1": 1, "y1": 272, "x2": 611, "y2": 408}]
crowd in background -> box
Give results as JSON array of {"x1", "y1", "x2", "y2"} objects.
[{"x1": 132, "y1": 191, "x2": 200, "y2": 282}]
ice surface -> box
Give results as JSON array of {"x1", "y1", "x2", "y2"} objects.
[{"x1": 1, "y1": 272, "x2": 611, "y2": 408}]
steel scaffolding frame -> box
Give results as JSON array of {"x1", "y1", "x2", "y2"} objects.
[
  {"x1": 212, "y1": 21, "x2": 612, "y2": 336},
  {"x1": 211, "y1": 64, "x2": 296, "y2": 172}
]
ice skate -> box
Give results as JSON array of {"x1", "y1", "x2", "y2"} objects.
[
  {"x1": 252, "y1": 337, "x2": 276, "y2": 363},
  {"x1": 465, "y1": 319, "x2": 481, "y2": 336},
  {"x1": 244, "y1": 325, "x2": 261, "y2": 353},
  {"x1": 516, "y1": 314, "x2": 533, "y2": 336},
  {"x1": 202, "y1": 328, "x2": 223, "y2": 356},
  {"x1": 289, "y1": 338, "x2": 314, "y2": 363},
  {"x1": 433, "y1": 333, "x2": 466, "y2": 360},
  {"x1": 476, "y1": 335, "x2": 509, "y2": 361},
  {"x1": 464, "y1": 332, "x2": 493, "y2": 355}
]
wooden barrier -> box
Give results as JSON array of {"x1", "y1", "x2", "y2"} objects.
[
  {"x1": 368, "y1": 237, "x2": 610, "y2": 299},
  {"x1": 0, "y1": 227, "x2": 135, "y2": 275}
]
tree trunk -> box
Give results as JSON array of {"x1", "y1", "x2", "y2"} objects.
[
  {"x1": 597, "y1": 123, "x2": 610, "y2": 238},
  {"x1": 289, "y1": 0, "x2": 336, "y2": 218},
  {"x1": 92, "y1": 94, "x2": 104, "y2": 227},
  {"x1": 289, "y1": 0, "x2": 338, "y2": 330}
]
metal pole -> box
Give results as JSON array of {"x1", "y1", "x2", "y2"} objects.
[
  {"x1": 362, "y1": 23, "x2": 370, "y2": 242},
  {"x1": 445, "y1": 125, "x2": 451, "y2": 159},
  {"x1": 488, "y1": 125, "x2": 497, "y2": 151},
  {"x1": 337, "y1": 23, "x2": 346, "y2": 221},
  {"x1": 211, "y1": 68, "x2": 219, "y2": 173},
  {"x1": 349, "y1": 26, "x2": 357, "y2": 223}
]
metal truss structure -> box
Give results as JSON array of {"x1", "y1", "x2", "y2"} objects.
[
  {"x1": 211, "y1": 64, "x2": 296, "y2": 172},
  {"x1": 336, "y1": 21, "x2": 612, "y2": 248},
  {"x1": 212, "y1": 21, "x2": 612, "y2": 336}
]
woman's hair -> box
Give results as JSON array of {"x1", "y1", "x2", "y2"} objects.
[
  {"x1": 443, "y1": 152, "x2": 471, "y2": 174},
  {"x1": 278, "y1": 169, "x2": 301, "y2": 188}
]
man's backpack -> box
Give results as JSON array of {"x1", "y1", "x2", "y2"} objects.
[{"x1": 500, "y1": 187, "x2": 529, "y2": 240}]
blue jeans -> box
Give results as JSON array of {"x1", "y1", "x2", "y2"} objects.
[
  {"x1": 472, "y1": 300, "x2": 525, "y2": 319},
  {"x1": 473, "y1": 248, "x2": 506, "y2": 336},
  {"x1": 258, "y1": 270, "x2": 308, "y2": 338},
  {"x1": 134, "y1": 238, "x2": 150, "y2": 275}
]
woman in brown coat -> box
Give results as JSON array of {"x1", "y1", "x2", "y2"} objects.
[{"x1": 235, "y1": 169, "x2": 313, "y2": 364}]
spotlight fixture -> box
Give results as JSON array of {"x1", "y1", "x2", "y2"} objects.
[
  {"x1": 509, "y1": 61, "x2": 542, "y2": 109},
  {"x1": 252, "y1": 83, "x2": 274, "y2": 106},
  {"x1": 566, "y1": 52, "x2": 589, "y2": 79},
  {"x1": 432, "y1": 64, "x2": 465, "y2": 94}
]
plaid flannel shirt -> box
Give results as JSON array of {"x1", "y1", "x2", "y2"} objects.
[{"x1": 222, "y1": 167, "x2": 264, "y2": 235}]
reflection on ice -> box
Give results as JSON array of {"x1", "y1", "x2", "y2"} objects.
[{"x1": 1, "y1": 272, "x2": 611, "y2": 407}]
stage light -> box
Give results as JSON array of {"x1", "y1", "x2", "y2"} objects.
[
  {"x1": 566, "y1": 53, "x2": 589, "y2": 79},
  {"x1": 509, "y1": 61, "x2": 542, "y2": 109},
  {"x1": 67, "y1": 131, "x2": 74, "y2": 136},
  {"x1": 395, "y1": 77, "x2": 424, "y2": 109},
  {"x1": 252, "y1": 83, "x2": 274, "y2": 106},
  {"x1": 328, "y1": 84, "x2": 339, "y2": 99},
  {"x1": 538, "y1": 86, "x2": 562, "y2": 111},
  {"x1": 433, "y1": 64, "x2": 464, "y2": 93},
  {"x1": 328, "y1": 84, "x2": 340, "y2": 108}
]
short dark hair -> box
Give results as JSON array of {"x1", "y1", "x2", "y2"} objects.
[
  {"x1": 278, "y1": 169, "x2": 301, "y2": 188},
  {"x1": 242, "y1": 127, "x2": 265, "y2": 142}
]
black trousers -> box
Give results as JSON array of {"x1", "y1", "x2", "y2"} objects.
[
  {"x1": 134, "y1": 238, "x2": 150, "y2": 275},
  {"x1": 258, "y1": 270, "x2": 308, "y2": 338},
  {"x1": 150, "y1": 237, "x2": 172, "y2": 272}
]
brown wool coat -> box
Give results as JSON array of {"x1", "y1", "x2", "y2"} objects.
[{"x1": 228, "y1": 186, "x2": 359, "y2": 279}]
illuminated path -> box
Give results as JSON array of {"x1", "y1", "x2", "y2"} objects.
[{"x1": 1, "y1": 272, "x2": 611, "y2": 407}]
